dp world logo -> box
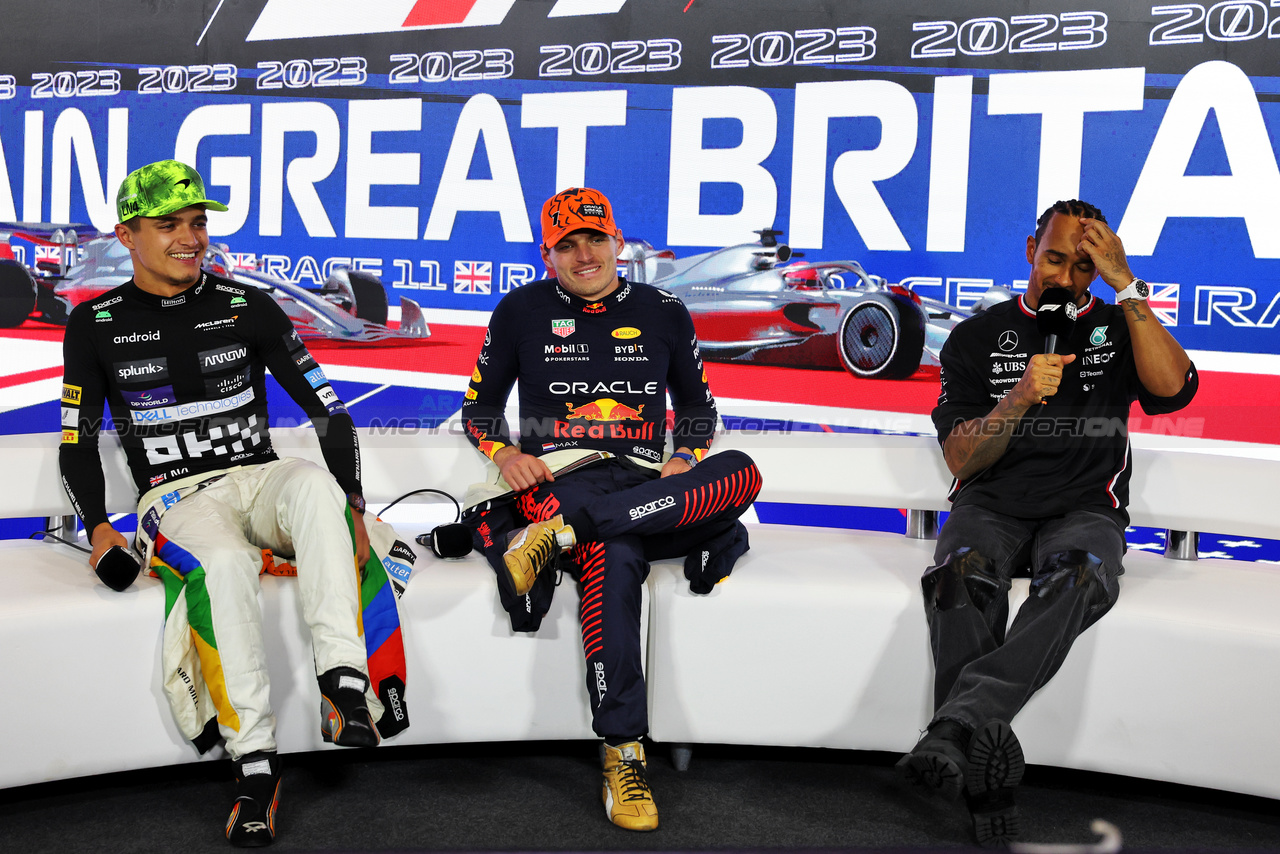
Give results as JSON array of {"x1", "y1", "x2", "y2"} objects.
[{"x1": 997, "y1": 330, "x2": 1018, "y2": 352}]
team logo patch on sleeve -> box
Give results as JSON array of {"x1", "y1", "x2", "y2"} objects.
[
  {"x1": 305, "y1": 367, "x2": 328, "y2": 388},
  {"x1": 61, "y1": 384, "x2": 82, "y2": 405},
  {"x1": 61, "y1": 429, "x2": 78, "y2": 444}
]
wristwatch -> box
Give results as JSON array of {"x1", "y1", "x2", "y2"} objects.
[
  {"x1": 347, "y1": 492, "x2": 366, "y2": 514},
  {"x1": 671, "y1": 451, "x2": 697, "y2": 467},
  {"x1": 1115, "y1": 277, "x2": 1150, "y2": 303}
]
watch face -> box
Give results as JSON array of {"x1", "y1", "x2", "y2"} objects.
[{"x1": 1134, "y1": 279, "x2": 1150, "y2": 299}]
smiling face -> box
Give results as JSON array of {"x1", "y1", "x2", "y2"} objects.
[
  {"x1": 1025, "y1": 213, "x2": 1099, "y2": 310},
  {"x1": 114, "y1": 205, "x2": 208, "y2": 295},
  {"x1": 541, "y1": 228, "x2": 622, "y2": 300}
]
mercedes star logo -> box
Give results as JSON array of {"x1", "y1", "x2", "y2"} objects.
[{"x1": 998, "y1": 330, "x2": 1018, "y2": 352}]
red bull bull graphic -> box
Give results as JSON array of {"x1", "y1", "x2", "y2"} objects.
[{"x1": 565, "y1": 398, "x2": 644, "y2": 420}]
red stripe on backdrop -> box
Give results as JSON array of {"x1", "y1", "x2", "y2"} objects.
[
  {"x1": 1130, "y1": 372, "x2": 1279, "y2": 446},
  {"x1": 306, "y1": 324, "x2": 487, "y2": 375},
  {"x1": 8, "y1": 321, "x2": 1274, "y2": 445},
  {"x1": 402, "y1": 0, "x2": 477, "y2": 26},
  {"x1": 0, "y1": 366, "x2": 61, "y2": 390}
]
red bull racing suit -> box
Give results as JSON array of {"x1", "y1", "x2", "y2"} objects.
[
  {"x1": 462, "y1": 277, "x2": 761, "y2": 740},
  {"x1": 59, "y1": 273, "x2": 411, "y2": 759}
]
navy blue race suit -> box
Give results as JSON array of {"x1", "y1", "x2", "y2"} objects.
[{"x1": 462, "y1": 277, "x2": 761, "y2": 740}]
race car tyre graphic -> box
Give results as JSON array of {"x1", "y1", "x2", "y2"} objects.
[
  {"x1": 836, "y1": 293, "x2": 926, "y2": 380},
  {"x1": 347, "y1": 270, "x2": 389, "y2": 326},
  {"x1": 0, "y1": 261, "x2": 37, "y2": 328}
]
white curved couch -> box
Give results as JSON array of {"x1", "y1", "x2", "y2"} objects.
[{"x1": 2, "y1": 428, "x2": 1278, "y2": 801}]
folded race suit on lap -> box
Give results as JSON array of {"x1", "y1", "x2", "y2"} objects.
[{"x1": 137, "y1": 480, "x2": 415, "y2": 753}]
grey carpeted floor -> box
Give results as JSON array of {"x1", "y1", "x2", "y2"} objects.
[{"x1": 2, "y1": 741, "x2": 1279, "y2": 853}]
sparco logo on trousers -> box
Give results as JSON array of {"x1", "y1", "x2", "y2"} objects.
[{"x1": 629, "y1": 496, "x2": 675, "y2": 520}]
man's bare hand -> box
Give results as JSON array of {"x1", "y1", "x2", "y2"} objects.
[
  {"x1": 494, "y1": 446, "x2": 554, "y2": 492},
  {"x1": 1077, "y1": 217, "x2": 1133, "y2": 291},
  {"x1": 352, "y1": 508, "x2": 371, "y2": 570},
  {"x1": 89, "y1": 521, "x2": 128, "y2": 571},
  {"x1": 1011, "y1": 353, "x2": 1077, "y2": 408}
]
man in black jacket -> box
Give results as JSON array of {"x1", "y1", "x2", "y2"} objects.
[
  {"x1": 897, "y1": 199, "x2": 1198, "y2": 846},
  {"x1": 59, "y1": 160, "x2": 411, "y2": 847}
]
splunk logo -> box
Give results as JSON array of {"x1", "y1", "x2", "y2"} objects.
[
  {"x1": 114, "y1": 358, "x2": 169, "y2": 382},
  {"x1": 629, "y1": 495, "x2": 675, "y2": 520}
]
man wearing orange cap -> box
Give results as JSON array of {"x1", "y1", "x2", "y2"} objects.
[{"x1": 461, "y1": 187, "x2": 762, "y2": 830}]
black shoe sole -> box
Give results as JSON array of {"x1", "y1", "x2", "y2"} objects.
[
  {"x1": 896, "y1": 749, "x2": 965, "y2": 801},
  {"x1": 966, "y1": 720, "x2": 1025, "y2": 848},
  {"x1": 320, "y1": 694, "x2": 380, "y2": 748}
]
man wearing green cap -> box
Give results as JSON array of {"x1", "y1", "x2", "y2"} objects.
[{"x1": 58, "y1": 160, "x2": 413, "y2": 847}]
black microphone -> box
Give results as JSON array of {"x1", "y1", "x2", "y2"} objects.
[
  {"x1": 95, "y1": 545, "x2": 142, "y2": 592},
  {"x1": 416, "y1": 524, "x2": 473, "y2": 559},
  {"x1": 1036, "y1": 288, "x2": 1078, "y2": 353}
]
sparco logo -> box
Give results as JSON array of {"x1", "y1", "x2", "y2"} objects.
[
  {"x1": 113, "y1": 330, "x2": 160, "y2": 344},
  {"x1": 91, "y1": 295, "x2": 122, "y2": 311},
  {"x1": 216, "y1": 283, "x2": 246, "y2": 296},
  {"x1": 594, "y1": 661, "x2": 607, "y2": 702},
  {"x1": 629, "y1": 496, "x2": 675, "y2": 520},
  {"x1": 386, "y1": 686, "x2": 405, "y2": 721}
]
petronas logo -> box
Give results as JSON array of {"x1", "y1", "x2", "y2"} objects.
[{"x1": 1090, "y1": 326, "x2": 1108, "y2": 347}]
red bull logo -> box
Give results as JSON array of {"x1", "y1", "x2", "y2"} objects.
[
  {"x1": 556, "y1": 398, "x2": 653, "y2": 441},
  {"x1": 564, "y1": 398, "x2": 644, "y2": 421}
]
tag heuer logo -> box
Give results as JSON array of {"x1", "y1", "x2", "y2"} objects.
[
  {"x1": 1090, "y1": 326, "x2": 1108, "y2": 347},
  {"x1": 552, "y1": 319, "x2": 575, "y2": 338}
]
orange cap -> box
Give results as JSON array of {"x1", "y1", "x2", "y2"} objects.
[{"x1": 541, "y1": 187, "x2": 622, "y2": 249}]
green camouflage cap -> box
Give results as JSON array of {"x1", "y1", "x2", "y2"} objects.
[{"x1": 115, "y1": 160, "x2": 229, "y2": 222}]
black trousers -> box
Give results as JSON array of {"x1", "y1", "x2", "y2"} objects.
[
  {"x1": 516, "y1": 451, "x2": 761, "y2": 740},
  {"x1": 923, "y1": 504, "x2": 1124, "y2": 732}
]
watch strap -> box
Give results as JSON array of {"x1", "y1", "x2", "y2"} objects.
[
  {"x1": 1116, "y1": 277, "x2": 1149, "y2": 302},
  {"x1": 671, "y1": 451, "x2": 696, "y2": 466}
]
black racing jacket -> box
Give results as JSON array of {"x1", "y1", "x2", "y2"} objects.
[
  {"x1": 59, "y1": 271, "x2": 361, "y2": 531},
  {"x1": 461, "y1": 277, "x2": 717, "y2": 465}
]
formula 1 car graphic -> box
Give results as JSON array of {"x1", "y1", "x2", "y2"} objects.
[
  {"x1": 0, "y1": 223, "x2": 429, "y2": 342},
  {"x1": 620, "y1": 230, "x2": 1011, "y2": 380}
]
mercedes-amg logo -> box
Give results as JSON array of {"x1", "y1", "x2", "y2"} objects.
[{"x1": 998, "y1": 330, "x2": 1018, "y2": 352}]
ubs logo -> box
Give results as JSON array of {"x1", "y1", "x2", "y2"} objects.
[{"x1": 998, "y1": 330, "x2": 1018, "y2": 352}]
